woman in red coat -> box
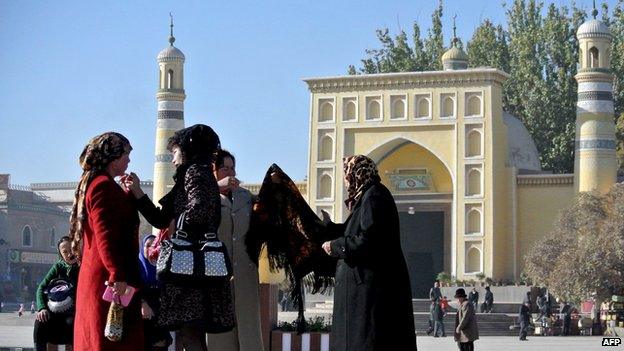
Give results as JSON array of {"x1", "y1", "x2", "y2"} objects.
[{"x1": 69, "y1": 132, "x2": 143, "y2": 351}]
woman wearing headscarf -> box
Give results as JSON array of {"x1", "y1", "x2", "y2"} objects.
[
  {"x1": 206, "y1": 149, "x2": 264, "y2": 351},
  {"x1": 321, "y1": 155, "x2": 417, "y2": 351},
  {"x1": 70, "y1": 132, "x2": 143, "y2": 351},
  {"x1": 138, "y1": 235, "x2": 172, "y2": 351},
  {"x1": 33, "y1": 236, "x2": 79, "y2": 351},
  {"x1": 124, "y1": 124, "x2": 235, "y2": 350}
]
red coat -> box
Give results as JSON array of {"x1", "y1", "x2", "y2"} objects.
[{"x1": 74, "y1": 173, "x2": 143, "y2": 351}]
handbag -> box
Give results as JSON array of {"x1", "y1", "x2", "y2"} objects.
[
  {"x1": 104, "y1": 298, "x2": 124, "y2": 342},
  {"x1": 156, "y1": 212, "x2": 232, "y2": 287},
  {"x1": 44, "y1": 278, "x2": 75, "y2": 314}
]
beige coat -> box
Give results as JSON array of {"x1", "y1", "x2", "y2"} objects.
[
  {"x1": 454, "y1": 300, "x2": 479, "y2": 343},
  {"x1": 206, "y1": 188, "x2": 264, "y2": 351}
]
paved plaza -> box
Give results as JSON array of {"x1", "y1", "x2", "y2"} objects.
[{"x1": 0, "y1": 312, "x2": 619, "y2": 351}]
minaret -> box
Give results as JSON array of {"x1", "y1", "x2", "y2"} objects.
[
  {"x1": 574, "y1": 3, "x2": 617, "y2": 193},
  {"x1": 154, "y1": 14, "x2": 186, "y2": 204}
]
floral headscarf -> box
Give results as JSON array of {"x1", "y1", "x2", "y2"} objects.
[
  {"x1": 69, "y1": 132, "x2": 131, "y2": 257},
  {"x1": 343, "y1": 155, "x2": 380, "y2": 211}
]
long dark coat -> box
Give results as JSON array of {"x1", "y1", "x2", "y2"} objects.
[{"x1": 329, "y1": 183, "x2": 416, "y2": 351}]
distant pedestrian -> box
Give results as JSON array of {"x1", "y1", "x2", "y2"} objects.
[
  {"x1": 454, "y1": 288, "x2": 479, "y2": 351},
  {"x1": 428, "y1": 280, "x2": 442, "y2": 334},
  {"x1": 483, "y1": 286, "x2": 494, "y2": 313},
  {"x1": 433, "y1": 301, "x2": 446, "y2": 337},
  {"x1": 18, "y1": 303, "x2": 24, "y2": 317},
  {"x1": 560, "y1": 300, "x2": 572, "y2": 336},
  {"x1": 519, "y1": 302, "x2": 531, "y2": 341},
  {"x1": 468, "y1": 288, "x2": 479, "y2": 312},
  {"x1": 31, "y1": 301, "x2": 36, "y2": 314},
  {"x1": 430, "y1": 280, "x2": 442, "y2": 302}
]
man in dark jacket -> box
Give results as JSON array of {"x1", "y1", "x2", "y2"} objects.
[
  {"x1": 454, "y1": 288, "x2": 479, "y2": 351},
  {"x1": 519, "y1": 302, "x2": 531, "y2": 340},
  {"x1": 483, "y1": 286, "x2": 494, "y2": 313},
  {"x1": 428, "y1": 281, "x2": 442, "y2": 335},
  {"x1": 560, "y1": 301, "x2": 572, "y2": 336},
  {"x1": 468, "y1": 288, "x2": 479, "y2": 312}
]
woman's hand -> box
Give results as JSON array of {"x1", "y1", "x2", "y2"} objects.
[
  {"x1": 217, "y1": 176, "x2": 240, "y2": 193},
  {"x1": 122, "y1": 172, "x2": 145, "y2": 198},
  {"x1": 141, "y1": 301, "x2": 154, "y2": 320},
  {"x1": 35, "y1": 309, "x2": 50, "y2": 322},
  {"x1": 322, "y1": 241, "x2": 332, "y2": 256}
]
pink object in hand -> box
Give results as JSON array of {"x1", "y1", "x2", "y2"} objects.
[{"x1": 102, "y1": 284, "x2": 136, "y2": 307}]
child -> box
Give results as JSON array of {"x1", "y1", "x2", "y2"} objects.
[
  {"x1": 139, "y1": 235, "x2": 172, "y2": 351},
  {"x1": 33, "y1": 236, "x2": 79, "y2": 351}
]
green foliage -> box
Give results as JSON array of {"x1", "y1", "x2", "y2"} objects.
[
  {"x1": 524, "y1": 184, "x2": 624, "y2": 303},
  {"x1": 437, "y1": 271, "x2": 452, "y2": 283},
  {"x1": 349, "y1": 0, "x2": 624, "y2": 174},
  {"x1": 277, "y1": 316, "x2": 332, "y2": 332},
  {"x1": 475, "y1": 272, "x2": 486, "y2": 281}
]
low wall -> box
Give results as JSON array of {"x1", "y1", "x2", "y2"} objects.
[{"x1": 440, "y1": 285, "x2": 536, "y2": 304}]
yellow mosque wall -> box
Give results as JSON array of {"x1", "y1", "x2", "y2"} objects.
[{"x1": 516, "y1": 177, "x2": 576, "y2": 274}]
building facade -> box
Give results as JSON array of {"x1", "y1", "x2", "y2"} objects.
[
  {"x1": 303, "y1": 16, "x2": 615, "y2": 297},
  {"x1": 0, "y1": 175, "x2": 70, "y2": 302}
]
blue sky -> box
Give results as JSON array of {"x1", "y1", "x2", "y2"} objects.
[{"x1": 0, "y1": 0, "x2": 612, "y2": 185}]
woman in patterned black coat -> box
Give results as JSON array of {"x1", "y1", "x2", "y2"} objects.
[{"x1": 125, "y1": 124, "x2": 235, "y2": 351}]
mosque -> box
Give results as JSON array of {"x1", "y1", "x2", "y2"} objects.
[
  {"x1": 302, "y1": 14, "x2": 617, "y2": 297},
  {"x1": 150, "y1": 14, "x2": 617, "y2": 297}
]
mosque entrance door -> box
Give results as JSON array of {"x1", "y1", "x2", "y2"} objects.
[{"x1": 398, "y1": 210, "x2": 445, "y2": 298}]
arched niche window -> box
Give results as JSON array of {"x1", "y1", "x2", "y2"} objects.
[
  {"x1": 466, "y1": 95, "x2": 482, "y2": 116},
  {"x1": 441, "y1": 95, "x2": 455, "y2": 118},
  {"x1": 466, "y1": 246, "x2": 482, "y2": 273},
  {"x1": 467, "y1": 168, "x2": 482, "y2": 196},
  {"x1": 167, "y1": 69, "x2": 174, "y2": 89},
  {"x1": 22, "y1": 225, "x2": 32, "y2": 247},
  {"x1": 319, "y1": 135, "x2": 333, "y2": 161},
  {"x1": 589, "y1": 47, "x2": 599, "y2": 68},
  {"x1": 391, "y1": 96, "x2": 406, "y2": 119},
  {"x1": 318, "y1": 174, "x2": 332, "y2": 199},
  {"x1": 417, "y1": 97, "x2": 430, "y2": 118},
  {"x1": 367, "y1": 99, "x2": 381, "y2": 120},
  {"x1": 344, "y1": 100, "x2": 357, "y2": 121},
  {"x1": 466, "y1": 130, "x2": 482, "y2": 157},
  {"x1": 466, "y1": 209, "x2": 481, "y2": 234},
  {"x1": 319, "y1": 101, "x2": 334, "y2": 122}
]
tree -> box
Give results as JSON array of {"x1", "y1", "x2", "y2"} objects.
[
  {"x1": 349, "y1": 0, "x2": 623, "y2": 174},
  {"x1": 524, "y1": 185, "x2": 624, "y2": 303},
  {"x1": 423, "y1": 0, "x2": 445, "y2": 71},
  {"x1": 467, "y1": 19, "x2": 510, "y2": 72}
]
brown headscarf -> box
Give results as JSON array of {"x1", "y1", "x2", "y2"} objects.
[
  {"x1": 343, "y1": 155, "x2": 381, "y2": 211},
  {"x1": 69, "y1": 132, "x2": 131, "y2": 257}
]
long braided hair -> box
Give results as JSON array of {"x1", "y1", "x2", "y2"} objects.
[{"x1": 69, "y1": 132, "x2": 131, "y2": 257}]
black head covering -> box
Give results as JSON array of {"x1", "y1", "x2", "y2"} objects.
[{"x1": 168, "y1": 124, "x2": 221, "y2": 181}]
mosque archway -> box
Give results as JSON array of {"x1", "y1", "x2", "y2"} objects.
[{"x1": 369, "y1": 139, "x2": 453, "y2": 298}]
